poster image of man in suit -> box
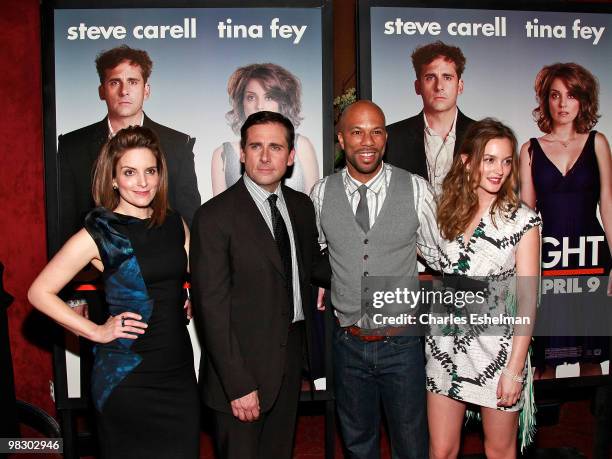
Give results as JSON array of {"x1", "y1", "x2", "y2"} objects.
[
  {"x1": 190, "y1": 111, "x2": 329, "y2": 459},
  {"x1": 385, "y1": 40, "x2": 475, "y2": 196},
  {"x1": 57, "y1": 45, "x2": 201, "y2": 244}
]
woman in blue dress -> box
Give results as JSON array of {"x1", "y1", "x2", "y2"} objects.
[{"x1": 29, "y1": 126, "x2": 199, "y2": 458}]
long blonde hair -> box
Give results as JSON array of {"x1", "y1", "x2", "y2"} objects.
[{"x1": 437, "y1": 118, "x2": 519, "y2": 241}]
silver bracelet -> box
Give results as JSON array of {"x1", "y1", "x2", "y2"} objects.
[{"x1": 501, "y1": 367, "x2": 524, "y2": 383}]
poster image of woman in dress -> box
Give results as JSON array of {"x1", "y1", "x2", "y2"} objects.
[
  {"x1": 211, "y1": 63, "x2": 320, "y2": 196},
  {"x1": 519, "y1": 63, "x2": 612, "y2": 378}
]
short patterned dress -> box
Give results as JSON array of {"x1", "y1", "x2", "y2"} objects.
[{"x1": 425, "y1": 203, "x2": 541, "y2": 447}]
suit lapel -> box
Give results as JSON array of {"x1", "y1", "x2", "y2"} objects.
[
  {"x1": 453, "y1": 109, "x2": 471, "y2": 156},
  {"x1": 142, "y1": 113, "x2": 156, "y2": 130},
  {"x1": 234, "y1": 180, "x2": 285, "y2": 278},
  {"x1": 89, "y1": 119, "x2": 110, "y2": 169},
  {"x1": 413, "y1": 112, "x2": 428, "y2": 180},
  {"x1": 283, "y1": 188, "x2": 305, "y2": 283}
]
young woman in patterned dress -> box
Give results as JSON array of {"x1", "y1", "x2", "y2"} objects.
[{"x1": 426, "y1": 118, "x2": 541, "y2": 459}]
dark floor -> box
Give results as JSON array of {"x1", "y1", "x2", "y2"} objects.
[
  {"x1": 288, "y1": 398, "x2": 604, "y2": 458},
  {"x1": 14, "y1": 390, "x2": 612, "y2": 458},
  {"x1": 189, "y1": 387, "x2": 612, "y2": 459}
]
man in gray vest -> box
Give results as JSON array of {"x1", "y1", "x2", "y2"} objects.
[{"x1": 310, "y1": 100, "x2": 438, "y2": 458}]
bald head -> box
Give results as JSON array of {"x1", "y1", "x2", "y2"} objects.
[
  {"x1": 338, "y1": 100, "x2": 386, "y2": 132},
  {"x1": 337, "y1": 100, "x2": 387, "y2": 184}
]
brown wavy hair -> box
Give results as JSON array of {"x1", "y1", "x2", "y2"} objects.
[
  {"x1": 411, "y1": 40, "x2": 466, "y2": 78},
  {"x1": 532, "y1": 62, "x2": 600, "y2": 134},
  {"x1": 95, "y1": 45, "x2": 153, "y2": 84},
  {"x1": 437, "y1": 118, "x2": 520, "y2": 241},
  {"x1": 225, "y1": 63, "x2": 303, "y2": 135},
  {"x1": 92, "y1": 126, "x2": 169, "y2": 227}
]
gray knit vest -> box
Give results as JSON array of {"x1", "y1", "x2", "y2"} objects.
[{"x1": 321, "y1": 166, "x2": 419, "y2": 326}]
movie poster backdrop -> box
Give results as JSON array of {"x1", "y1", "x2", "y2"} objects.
[
  {"x1": 360, "y1": 2, "x2": 612, "y2": 380},
  {"x1": 43, "y1": 1, "x2": 331, "y2": 404}
]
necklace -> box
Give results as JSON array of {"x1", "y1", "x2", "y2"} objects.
[{"x1": 549, "y1": 135, "x2": 577, "y2": 148}]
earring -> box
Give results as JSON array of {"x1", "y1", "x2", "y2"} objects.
[{"x1": 112, "y1": 183, "x2": 118, "y2": 190}]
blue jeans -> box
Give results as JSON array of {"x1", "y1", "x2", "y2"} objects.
[{"x1": 333, "y1": 325, "x2": 428, "y2": 459}]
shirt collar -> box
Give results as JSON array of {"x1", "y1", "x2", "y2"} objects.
[
  {"x1": 343, "y1": 162, "x2": 386, "y2": 196},
  {"x1": 243, "y1": 174, "x2": 284, "y2": 204},
  {"x1": 107, "y1": 113, "x2": 145, "y2": 138},
  {"x1": 423, "y1": 109, "x2": 458, "y2": 140}
]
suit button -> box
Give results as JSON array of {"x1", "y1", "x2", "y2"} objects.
[
  {"x1": 364, "y1": 272, "x2": 369, "y2": 277},
  {"x1": 365, "y1": 301, "x2": 370, "y2": 307},
  {"x1": 364, "y1": 287, "x2": 369, "y2": 293},
  {"x1": 363, "y1": 254, "x2": 369, "y2": 260},
  {"x1": 364, "y1": 239, "x2": 369, "y2": 244}
]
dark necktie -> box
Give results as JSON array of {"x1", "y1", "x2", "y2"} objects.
[
  {"x1": 355, "y1": 184, "x2": 370, "y2": 233},
  {"x1": 268, "y1": 194, "x2": 294, "y2": 321}
]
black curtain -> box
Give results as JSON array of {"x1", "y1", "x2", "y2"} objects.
[{"x1": 0, "y1": 262, "x2": 17, "y2": 438}]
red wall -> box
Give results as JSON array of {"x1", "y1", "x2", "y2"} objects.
[{"x1": 0, "y1": 0, "x2": 53, "y2": 414}]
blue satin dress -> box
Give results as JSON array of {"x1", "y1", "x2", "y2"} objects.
[{"x1": 85, "y1": 208, "x2": 199, "y2": 458}]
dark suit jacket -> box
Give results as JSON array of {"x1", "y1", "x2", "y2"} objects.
[
  {"x1": 57, "y1": 114, "x2": 201, "y2": 243},
  {"x1": 385, "y1": 109, "x2": 475, "y2": 180},
  {"x1": 190, "y1": 178, "x2": 330, "y2": 414}
]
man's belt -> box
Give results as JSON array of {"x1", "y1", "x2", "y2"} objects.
[{"x1": 343, "y1": 323, "x2": 409, "y2": 342}]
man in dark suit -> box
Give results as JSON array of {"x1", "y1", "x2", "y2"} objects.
[
  {"x1": 58, "y1": 45, "x2": 200, "y2": 244},
  {"x1": 386, "y1": 41, "x2": 474, "y2": 195},
  {"x1": 190, "y1": 111, "x2": 329, "y2": 459}
]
